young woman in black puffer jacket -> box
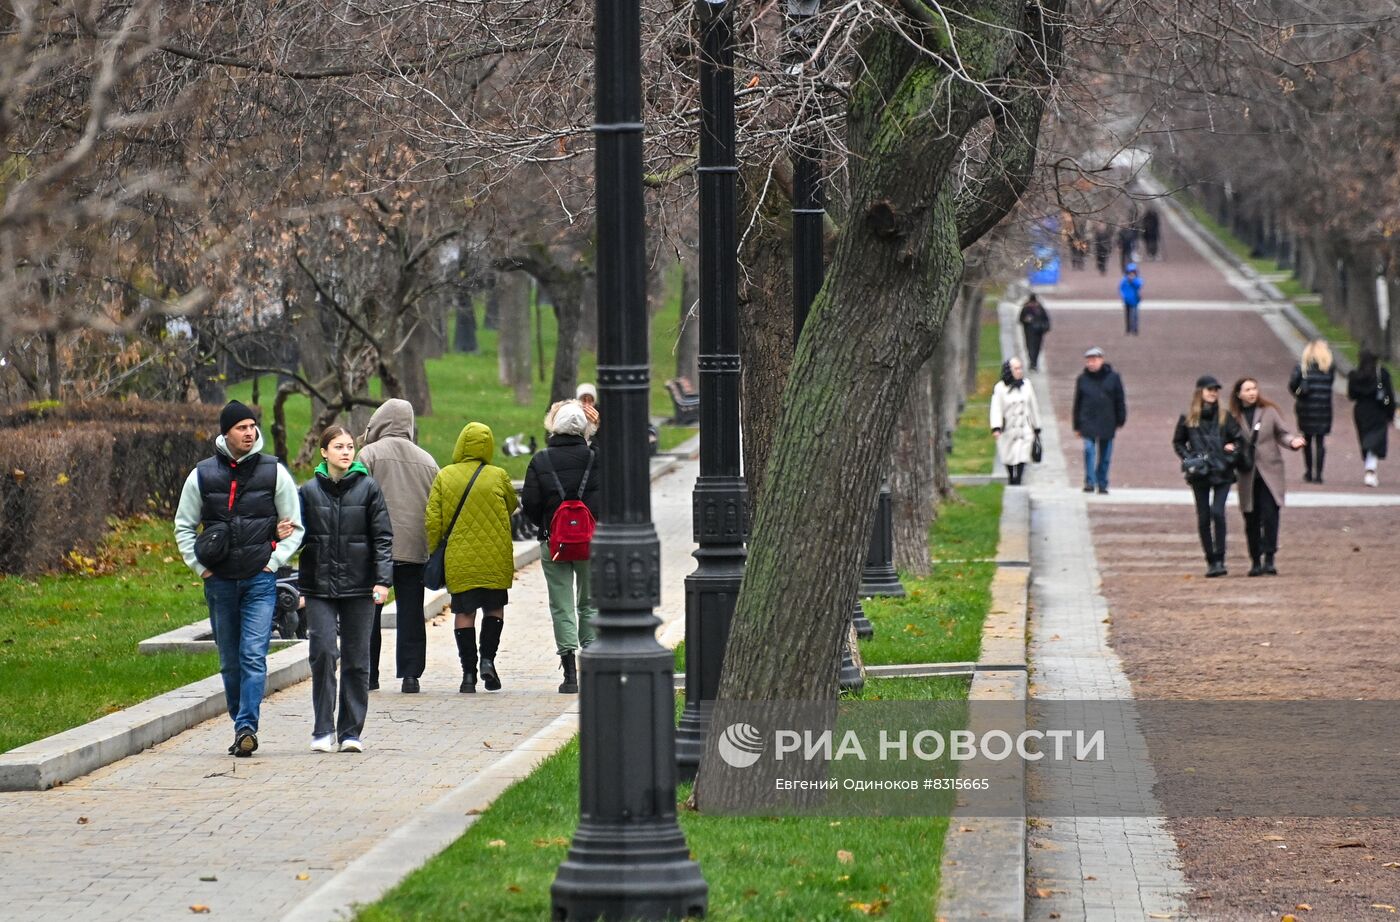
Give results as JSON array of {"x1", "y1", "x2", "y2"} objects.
[
  {"x1": 1288, "y1": 339, "x2": 1335, "y2": 483},
  {"x1": 1173, "y1": 375, "x2": 1244, "y2": 578},
  {"x1": 298, "y1": 426, "x2": 393, "y2": 754}
]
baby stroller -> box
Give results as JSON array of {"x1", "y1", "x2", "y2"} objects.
[{"x1": 273, "y1": 566, "x2": 306, "y2": 639}]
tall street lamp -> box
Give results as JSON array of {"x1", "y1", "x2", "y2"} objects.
[
  {"x1": 676, "y1": 0, "x2": 747, "y2": 784},
  {"x1": 852, "y1": 479, "x2": 905, "y2": 637},
  {"x1": 550, "y1": 0, "x2": 708, "y2": 913}
]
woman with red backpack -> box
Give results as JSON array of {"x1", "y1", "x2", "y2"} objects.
[{"x1": 523, "y1": 401, "x2": 600, "y2": 694}]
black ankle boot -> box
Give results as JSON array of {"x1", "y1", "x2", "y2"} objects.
[
  {"x1": 1262, "y1": 554, "x2": 1277, "y2": 575},
  {"x1": 559, "y1": 652, "x2": 578, "y2": 694},
  {"x1": 479, "y1": 617, "x2": 503, "y2": 691},
  {"x1": 1248, "y1": 558, "x2": 1263, "y2": 577},
  {"x1": 454, "y1": 627, "x2": 477, "y2": 693}
]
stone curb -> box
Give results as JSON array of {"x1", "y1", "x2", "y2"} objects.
[
  {"x1": 282, "y1": 707, "x2": 581, "y2": 922},
  {"x1": 936, "y1": 483, "x2": 1030, "y2": 922},
  {"x1": 1, "y1": 453, "x2": 686, "y2": 793}
]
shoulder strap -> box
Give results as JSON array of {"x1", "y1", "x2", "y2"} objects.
[
  {"x1": 576, "y1": 450, "x2": 594, "y2": 501},
  {"x1": 536, "y1": 450, "x2": 568, "y2": 502},
  {"x1": 443, "y1": 463, "x2": 485, "y2": 540}
]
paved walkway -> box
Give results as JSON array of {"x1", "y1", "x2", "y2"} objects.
[{"x1": 0, "y1": 461, "x2": 699, "y2": 922}]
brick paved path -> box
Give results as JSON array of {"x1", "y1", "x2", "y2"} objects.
[
  {"x1": 0, "y1": 462, "x2": 698, "y2": 922},
  {"x1": 1019, "y1": 201, "x2": 1400, "y2": 919}
]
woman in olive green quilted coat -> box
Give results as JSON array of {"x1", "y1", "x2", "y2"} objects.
[{"x1": 425, "y1": 422, "x2": 518, "y2": 693}]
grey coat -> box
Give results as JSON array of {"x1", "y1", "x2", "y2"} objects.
[
  {"x1": 357, "y1": 399, "x2": 440, "y2": 563},
  {"x1": 1234, "y1": 404, "x2": 1297, "y2": 513}
]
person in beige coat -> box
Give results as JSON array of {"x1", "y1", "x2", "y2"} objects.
[
  {"x1": 357, "y1": 399, "x2": 440, "y2": 693},
  {"x1": 990, "y1": 357, "x2": 1041, "y2": 485},
  {"x1": 1230, "y1": 378, "x2": 1305, "y2": 577}
]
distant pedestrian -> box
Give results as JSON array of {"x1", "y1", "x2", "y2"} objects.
[
  {"x1": 1346, "y1": 350, "x2": 1396, "y2": 487},
  {"x1": 173, "y1": 401, "x2": 304, "y2": 758},
  {"x1": 1072, "y1": 347, "x2": 1128, "y2": 494},
  {"x1": 1092, "y1": 222, "x2": 1112, "y2": 275},
  {"x1": 575, "y1": 382, "x2": 601, "y2": 438},
  {"x1": 357, "y1": 398, "x2": 439, "y2": 693},
  {"x1": 523, "y1": 402, "x2": 599, "y2": 694},
  {"x1": 1117, "y1": 224, "x2": 1138, "y2": 271},
  {"x1": 1018, "y1": 294, "x2": 1051, "y2": 371},
  {"x1": 298, "y1": 426, "x2": 393, "y2": 753},
  {"x1": 1287, "y1": 339, "x2": 1335, "y2": 483},
  {"x1": 1173, "y1": 375, "x2": 1243, "y2": 577},
  {"x1": 1140, "y1": 207, "x2": 1162, "y2": 260},
  {"x1": 990, "y1": 358, "x2": 1041, "y2": 486},
  {"x1": 1230, "y1": 378, "x2": 1305, "y2": 576},
  {"x1": 426, "y1": 422, "x2": 518, "y2": 693},
  {"x1": 1119, "y1": 264, "x2": 1143, "y2": 336},
  {"x1": 1065, "y1": 213, "x2": 1087, "y2": 270}
]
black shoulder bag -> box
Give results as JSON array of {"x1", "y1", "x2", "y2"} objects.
[{"x1": 423, "y1": 462, "x2": 485, "y2": 592}]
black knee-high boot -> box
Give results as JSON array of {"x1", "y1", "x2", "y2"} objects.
[
  {"x1": 454, "y1": 627, "x2": 477, "y2": 693},
  {"x1": 478, "y1": 616, "x2": 503, "y2": 691}
]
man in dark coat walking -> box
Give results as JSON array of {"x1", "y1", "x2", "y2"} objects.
[{"x1": 1072, "y1": 347, "x2": 1128, "y2": 493}]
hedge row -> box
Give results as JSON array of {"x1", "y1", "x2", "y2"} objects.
[{"x1": 0, "y1": 400, "x2": 217, "y2": 575}]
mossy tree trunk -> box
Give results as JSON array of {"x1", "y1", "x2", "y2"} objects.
[{"x1": 696, "y1": 0, "x2": 1062, "y2": 807}]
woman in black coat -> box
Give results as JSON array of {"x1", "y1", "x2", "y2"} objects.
[
  {"x1": 298, "y1": 426, "x2": 393, "y2": 753},
  {"x1": 1287, "y1": 339, "x2": 1335, "y2": 483},
  {"x1": 1347, "y1": 349, "x2": 1396, "y2": 487},
  {"x1": 1173, "y1": 375, "x2": 1244, "y2": 578},
  {"x1": 1018, "y1": 295, "x2": 1051, "y2": 372}
]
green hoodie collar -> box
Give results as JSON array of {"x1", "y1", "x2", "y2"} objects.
[{"x1": 315, "y1": 460, "x2": 368, "y2": 481}]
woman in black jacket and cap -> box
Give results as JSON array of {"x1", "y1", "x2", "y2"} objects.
[
  {"x1": 524, "y1": 401, "x2": 600, "y2": 694},
  {"x1": 1288, "y1": 339, "x2": 1335, "y2": 483},
  {"x1": 298, "y1": 426, "x2": 393, "y2": 753},
  {"x1": 1173, "y1": 375, "x2": 1244, "y2": 578},
  {"x1": 1347, "y1": 349, "x2": 1396, "y2": 487}
]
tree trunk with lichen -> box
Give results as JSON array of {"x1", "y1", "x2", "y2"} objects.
[{"x1": 696, "y1": 0, "x2": 1061, "y2": 809}]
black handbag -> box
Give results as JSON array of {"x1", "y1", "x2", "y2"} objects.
[
  {"x1": 423, "y1": 462, "x2": 485, "y2": 592},
  {"x1": 1031, "y1": 432, "x2": 1044, "y2": 464}
]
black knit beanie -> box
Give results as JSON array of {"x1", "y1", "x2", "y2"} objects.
[{"x1": 219, "y1": 400, "x2": 257, "y2": 435}]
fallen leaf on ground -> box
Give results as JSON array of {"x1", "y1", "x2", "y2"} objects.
[
  {"x1": 1282, "y1": 916, "x2": 1297, "y2": 922},
  {"x1": 1148, "y1": 914, "x2": 1175, "y2": 920},
  {"x1": 1322, "y1": 840, "x2": 1368, "y2": 848},
  {"x1": 1383, "y1": 861, "x2": 1400, "y2": 868},
  {"x1": 1326, "y1": 878, "x2": 1343, "y2": 883},
  {"x1": 1084, "y1": 875, "x2": 1096, "y2": 881},
  {"x1": 199, "y1": 876, "x2": 217, "y2": 882},
  {"x1": 837, "y1": 850, "x2": 854, "y2": 865},
  {"x1": 848, "y1": 899, "x2": 889, "y2": 915},
  {"x1": 296, "y1": 873, "x2": 310, "y2": 881},
  {"x1": 507, "y1": 885, "x2": 522, "y2": 893},
  {"x1": 487, "y1": 839, "x2": 507, "y2": 848},
  {"x1": 1034, "y1": 887, "x2": 1065, "y2": 899},
  {"x1": 1295, "y1": 904, "x2": 1312, "y2": 911},
  {"x1": 1261, "y1": 835, "x2": 1286, "y2": 841},
  {"x1": 1371, "y1": 905, "x2": 1396, "y2": 913},
  {"x1": 77, "y1": 816, "x2": 89, "y2": 824},
  {"x1": 189, "y1": 907, "x2": 211, "y2": 915},
  {"x1": 465, "y1": 808, "x2": 483, "y2": 815},
  {"x1": 533, "y1": 837, "x2": 569, "y2": 847}
]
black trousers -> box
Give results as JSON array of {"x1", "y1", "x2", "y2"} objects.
[
  {"x1": 1024, "y1": 328, "x2": 1045, "y2": 369},
  {"x1": 1303, "y1": 434, "x2": 1326, "y2": 479},
  {"x1": 371, "y1": 562, "x2": 427, "y2": 682},
  {"x1": 1191, "y1": 481, "x2": 1231, "y2": 562},
  {"x1": 1243, "y1": 478, "x2": 1281, "y2": 560}
]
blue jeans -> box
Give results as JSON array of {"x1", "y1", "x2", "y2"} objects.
[
  {"x1": 1083, "y1": 437, "x2": 1114, "y2": 490},
  {"x1": 1124, "y1": 302, "x2": 1140, "y2": 334},
  {"x1": 204, "y1": 570, "x2": 277, "y2": 733}
]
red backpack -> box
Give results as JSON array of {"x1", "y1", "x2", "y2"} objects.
[{"x1": 537, "y1": 450, "x2": 595, "y2": 562}]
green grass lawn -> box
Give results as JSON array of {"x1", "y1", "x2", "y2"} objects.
[
  {"x1": 230, "y1": 285, "x2": 697, "y2": 480},
  {"x1": 947, "y1": 307, "x2": 1001, "y2": 476},
  {"x1": 0, "y1": 517, "x2": 220, "y2": 753}
]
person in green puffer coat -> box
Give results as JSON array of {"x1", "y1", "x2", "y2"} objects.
[{"x1": 425, "y1": 422, "x2": 518, "y2": 693}]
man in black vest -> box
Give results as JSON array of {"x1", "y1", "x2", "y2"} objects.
[{"x1": 174, "y1": 401, "x2": 304, "y2": 757}]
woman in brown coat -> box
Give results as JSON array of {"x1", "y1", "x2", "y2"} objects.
[{"x1": 1230, "y1": 378, "x2": 1305, "y2": 576}]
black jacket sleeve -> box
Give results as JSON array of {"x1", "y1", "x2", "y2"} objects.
[
  {"x1": 1172, "y1": 415, "x2": 1190, "y2": 459},
  {"x1": 1288, "y1": 364, "x2": 1304, "y2": 398},
  {"x1": 368, "y1": 481, "x2": 394, "y2": 587},
  {"x1": 522, "y1": 456, "x2": 544, "y2": 529},
  {"x1": 1113, "y1": 374, "x2": 1128, "y2": 428},
  {"x1": 1071, "y1": 378, "x2": 1083, "y2": 433}
]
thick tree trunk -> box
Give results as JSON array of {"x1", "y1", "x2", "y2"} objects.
[
  {"x1": 737, "y1": 163, "x2": 798, "y2": 512},
  {"x1": 496, "y1": 272, "x2": 533, "y2": 404},
  {"x1": 890, "y1": 360, "x2": 937, "y2": 575},
  {"x1": 548, "y1": 289, "x2": 586, "y2": 404}
]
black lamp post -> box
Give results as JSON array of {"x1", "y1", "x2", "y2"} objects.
[
  {"x1": 676, "y1": 0, "x2": 747, "y2": 784},
  {"x1": 550, "y1": 0, "x2": 707, "y2": 913},
  {"x1": 852, "y1": 479, "x2": 904, "y2": 636}
]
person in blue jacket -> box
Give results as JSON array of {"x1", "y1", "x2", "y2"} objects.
[{"x1": 1120, "y1": 263, "x2": 1143, "y2": 335}]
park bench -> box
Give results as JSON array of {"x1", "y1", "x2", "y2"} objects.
[{"x1": 665, "y1": 377, "x2": 699, "y2": 425}]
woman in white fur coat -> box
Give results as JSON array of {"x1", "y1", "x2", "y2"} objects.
[{"x1": 990, "y1": 357, "x2": 1042, "y2": 485}]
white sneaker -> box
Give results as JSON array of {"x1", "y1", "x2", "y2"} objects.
[
  {"x1": 310, "y1": 734, "x2": 338, "y2": 753},
  {"x1": 339, "y1": 738, "x2": 364, "y2": 753},
  {"x1": 1364, "y1": 471, "x2": 1379, "y2": 488}
]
